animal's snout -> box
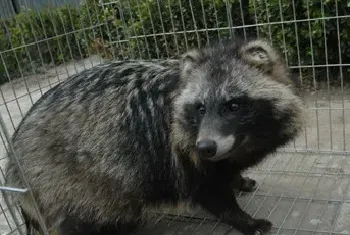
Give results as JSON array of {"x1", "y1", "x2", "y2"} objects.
[{"x1": 196, "y1": 139, "x2": 217, "y2": 159}]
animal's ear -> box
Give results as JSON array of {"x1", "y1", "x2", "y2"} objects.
[
  {"x1": 239, "y1": 39, "x2": 279, "y2": 73},
  {"x1": 239, "y1": 39, "x2": 293, "y2": 86},
  {"x1": 179, "y1": 49, "x2": 202, "y2": 74}
]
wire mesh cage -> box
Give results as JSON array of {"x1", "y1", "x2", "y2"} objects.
[{"x1": 0, "y1": 0, "x2": 350, "y2": 234}]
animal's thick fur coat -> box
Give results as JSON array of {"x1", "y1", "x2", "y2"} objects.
[{"x1": 5, "y1": 37, "x2": 304, "y2": 235}]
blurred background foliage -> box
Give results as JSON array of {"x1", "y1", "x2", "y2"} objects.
[{"x1": 1, "y1": 0, "x2": 350, "y2": 87}]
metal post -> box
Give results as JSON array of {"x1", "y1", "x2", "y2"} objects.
[{"x1": 10, "y1": 0, "x2": 21, "y2": 14}]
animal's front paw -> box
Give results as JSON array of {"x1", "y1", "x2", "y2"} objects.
[
  {"x1": 240, "y1": 177, "x2": 257, "y2": 192},
  {"x1": 251, "y1": 219, "x2": 272, "y2": 235}
]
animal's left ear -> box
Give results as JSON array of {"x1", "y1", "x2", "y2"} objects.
[
  {"x1": 239, "y1": 39, "x2": 293, "y2": 86},
  {"x1": 239, "y1": 39, "x2": 279, "y2": 73}
]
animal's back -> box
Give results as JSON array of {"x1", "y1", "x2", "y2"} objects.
[{"x1": 6, "y1": 59, "x2": 181, "y2": 228}]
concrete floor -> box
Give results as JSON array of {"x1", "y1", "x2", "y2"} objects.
[{"x1": 0, "y1": 55, "x2": 349, "y2": 235}]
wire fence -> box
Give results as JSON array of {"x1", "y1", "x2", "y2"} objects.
[
  {"x1": 0, "y1": 0, "x2": 350, "y2": 234},
  {"x1": 0, "y1": 0, "x2": 82, "y2": 19}
]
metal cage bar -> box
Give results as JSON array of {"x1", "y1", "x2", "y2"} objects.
[{"x1": 0, "y1": 0, "x2": 349, "y2": 234}]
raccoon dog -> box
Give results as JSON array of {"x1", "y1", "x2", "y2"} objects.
[{"x1": 5, "y1": 37, "x2": 304, "y2": 235}]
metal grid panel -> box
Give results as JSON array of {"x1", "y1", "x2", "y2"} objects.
[{"x1": 0, "y1": 0, "x2": 349, "y2": 234}]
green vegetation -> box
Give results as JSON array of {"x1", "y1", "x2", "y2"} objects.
[{"x1": 1, "y1": 0, "x2": 350, "y2": 86}]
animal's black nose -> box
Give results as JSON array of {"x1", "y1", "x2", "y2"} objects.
[{"x1": 196, "y1": 139, "x2": 217, "y2": 159}]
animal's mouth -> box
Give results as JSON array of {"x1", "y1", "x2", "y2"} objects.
[
  {"x1": 199, "y1": 135, "x2": 247, "y2": 162},
  {"x1": 206, "y1": 152, "x2": 232, "y2": 161}
]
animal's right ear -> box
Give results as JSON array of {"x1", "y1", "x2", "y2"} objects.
[{"x1": 179, "y1": 50, "x2": 202, "y2": 74}]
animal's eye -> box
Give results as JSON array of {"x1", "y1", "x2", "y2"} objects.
[
  {"x1": 197, "y1": 105, "x2": 206, "y2": 115},
  {"x1": 229, "y1": 103, "x2": 240, "y2": 112}
]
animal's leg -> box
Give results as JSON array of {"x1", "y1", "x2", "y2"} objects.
[
  {"x1": 231, "y1": 172, "x2": 257, "y2": 192},
  {"x1": 195, "y1": 185, "x2": 271, "y2": 235}
]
